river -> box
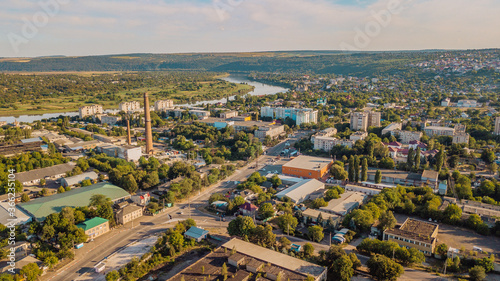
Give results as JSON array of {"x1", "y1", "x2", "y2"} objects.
[{"x1": 0, "y1": 75, "x2": 288, "y2": 123}]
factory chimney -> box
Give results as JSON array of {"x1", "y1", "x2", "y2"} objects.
[
  {"x1": 144, "y1": 92, "x2": 153, "y2": 154},
  {"x1": 126, "y1": 119, "x2": 132, "y2": 145}
]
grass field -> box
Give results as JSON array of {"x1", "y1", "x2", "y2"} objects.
[{"x1": 0, "y1": 78, "x2": 253, "y2": 116}]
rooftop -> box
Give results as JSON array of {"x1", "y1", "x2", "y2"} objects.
[
  {"x1": 77, "y1": 217, "x2": 108, "y2": 231},
  {"x1": 15, "y1": 162, "x2": 76, "y2": 183},
  {"x1": 282, "y1": 155, "x2": 332, "y2": 171},
  {"x1": 222, "y1": 239, "x2": 326, "y2": 278},
  {"x1": 275, "y1": 178, "x2": 324, "y2": 203},
  {"x1": 184, "y1": 226, "x2": 209, "y2": 239},
  {"x1": 302, "y1": 208, "x2": 340, "y2": 221},
  {"x1": 319, "y1": 191, "x2": 367, "y2": 216},
  {"x1": 385, "y1": 218, "x2": 439, "y2": 244},
  {"x1": 62, "y1": 171, "x2": 98, "y2": 186},
  {"x1": 18, "y1": 182, "x2": 130, "y2": 221}
]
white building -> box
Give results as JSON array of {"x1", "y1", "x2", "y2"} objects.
[
  {"x1": 79, "y1": 105, "x2": 103, "y2": 119},
  {"x1": 495, "y1": 116, "x2": 500, "y2": 135},
  {"x1": 154, "y1": 100, "x2": 174, "y2": 111},
  {"x1": 275, "y1": 179, "x2": 325, "y2": 203},
  {"x1": 254, "y1": 124, "x2": 285, "y2": 140},
  {"x1": 452, "y1": 132, "x2": 470, "y2": 144},
  {"x1": 311, "y1": 127, "x2": 337, "y2": 142},
  {"x1": 350, "y1": 131, "x2": 368, "y2": 141},
  {"x1": 101, "y1": 115, "x2": 122, "y2": 126},
  {"x1": 260, "y1": 106, "x2": 318, "y2": 125},
  {"x1": 61, "y1": 171, "x2": 98, "y2": 187},
  {"x1": 457, "y1": 100, "x2": 477, "y2": 108},
  {"x1": 99, "y1": 144, "x2": 142, "y2": 161},
  {"x1": 119, "y1": 101, "x2": 141, "y2": 112},
  {"x1": 441, "y1": 98, "x2": 451, "y2": 106},
  {"x1": 319, "y1": 191, "x2": 368, "y2": 216},
  {"x1": 381, "y1": 123, "x2": 402, "y2": 136},
  {"x1": 313, "y1": 136, "x2": 354, "y2": 151},
  {"x1": 350, "y1": 111, "x2": 380, "y2": 131}
]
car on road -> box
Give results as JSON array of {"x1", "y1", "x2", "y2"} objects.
[{"x1": 177, "y1": 211, "x2": 183, "y2": 214}]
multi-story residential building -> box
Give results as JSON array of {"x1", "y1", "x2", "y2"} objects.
[
  {"x1": 99, "y1": 144, "x2": 142, "y2": 161},
  {"x1": 381, "y1": 123, "x2": 402, "y2": 135},
  {"x1": 398, "y1": 130, "x2": 423, "y2": 144},
  {"x1": 441, "y1": 98, "x2": 451, "y2": 106},
  {"x1": 452, "y1": 132, "x2": 470, "y2": 144},
  {"x1": 254, "y1": 124, "x2": 285, "y2": 140},
  {"x1": 350, "y1": 111, "x2": 380, "y2": 131},
  {"x1": 154, "y1": 99, "x2": 174, "y2": 111},
  {"x1": 115, "y1": 203, "x2": 143, "y2": 225},
  {"x1": 423, "y1": 125, "x2": 456, "y2": 136},
  {"x1": 384, "y1": 218, "x2": 439, "y2": 256},
  {"x1": 101, "y1": 115, "x2": 122, "y2": 126},
  {"x1": 313, "y1": 136, "x2": 355, "y2": 151},
  {"x1": 168, "y1": 108, "x2": 210, "y2": 120},
  {"x1": 260, "y1": 106, "x2": 318, "y2": 125},
  {"x1": 119, "y1": 101, "x2": 141, "y2": 112},
  {"x1": 457, "y1": 99, "x2": 478, "y2": 108},
  {"x1": 350, "y1": 131, "x2": 368, "y2": 141},
  {"x1": 220, "y1": 111, "x2": 238, "y2": 119},
  {"x1": 495, "y1": 116, "x2": 500, "y2": 135},
  {"x1": 311, "y1": 127, "x2": 337, "y2": 142},
  {"x1": 79, "y1": 105, "x2": 103, "y2": 119}
]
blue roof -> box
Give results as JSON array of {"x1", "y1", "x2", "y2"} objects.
[{"x1": 184, "y1": 226, "x2": 209, "y2": 239}]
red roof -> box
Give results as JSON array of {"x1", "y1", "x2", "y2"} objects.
[{"x1": 239, "y1": 202, "x2": 258, "y2": 211}]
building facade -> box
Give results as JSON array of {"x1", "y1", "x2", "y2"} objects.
[
  {"x1": 254, "y1": 125, "x2": 285, "y2": 140},
  {"x1": 383, "y1": 218, "x2": 439, "y2": 256},
  {"x1": 115, "y1": 204, "x2": 143, "y2": 225},
  {"x1": 101, "y1": 115, "x2": 122, "y2": 126},
  {"x1": 260, "y1": 106, "x2": 318, "y2": 125},
  {"x1": 79, "y1": 105, "x2": 103, "y2": 119},
  {"x1": 313, "y1": 136, "x2": 354, "y2": 151},
  {"x1": 119, "y1": 101, "x2": 141, "y2": 112},
  {"x1": 154, "y1": 100, "x2": 174, "y2": 111},
  {"x1": 77, "y1": 217, "x2": 110, "y2": 241},
  {"x1": 350, "y1": 111, "x2": 380, "y2": 131},
  {"x1": 495, "y1": 116, "x2": 500, "y2": 135}
]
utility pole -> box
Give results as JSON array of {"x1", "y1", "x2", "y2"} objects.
[
  {"x1": 329, "y1": 232, "x2": 332, "y2": 247},
  {"x1": 287, "y1": 222, "x2": 290, "y2": 236},
  {"x1": 443, "y1": 260, "x2": 447, "y2": 274},
  {"x1": 392, "y1": 247, "x2": 395, "y2": 261}
]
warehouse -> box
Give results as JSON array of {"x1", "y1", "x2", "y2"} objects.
[
  {"x1": 15, "y1": 162, "x2": 76, "y2": 186},
  {"x1": 275, "y1": 178, "x2": 324, "y2": 203},
  {"x1": 281, "y1": 155, "x2": 333, "y2": 179},
  {"x1": 18, "y1": 182, "x2": 130, "y2": 221}
]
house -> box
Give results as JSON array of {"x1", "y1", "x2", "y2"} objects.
[
  {"x1": 302, "y1": 208, "x2": 341, "y2": 228},
  {"x1": 77, "y1": 217, "x2": 110, "y2": 241},
  {"x1": 131, "y1": 192, "x2": 151, "y2": 206},
  {"x1": 184, "y1": 226, "x2": 209, "y2": 242},
  {"x1": 319, "y1": 191, "x2": 367, "y2": 216},
  {"x1": 239, "y1": 202, "x2": 258, "y2": 217},
  {"x1": 115, "y1": 203, "x2": 143, "y2": 225}
]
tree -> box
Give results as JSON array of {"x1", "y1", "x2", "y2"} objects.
[
  {"x1": 361, "y1": 158, "x2": 368, "y2": 181},
  {"x1": 20, "y1": 263, "x2": 42, "y2": 281},
  {"x1": 302, "y1": 243, "x2": 314, "y2": 258},
  {"x1": 81, "y1": 179, "x2": 92, "y2": 187},
  {"x1": 469, "y1": 265, "x2": 486, "y2": 281},
  {"x1": 106, "y1": 270, "x2": 120, "y2": 281},
  {"x1": 89, "y1": 194, "x2": 111, "y2": 207},
  {"x1": 408, "y1": 248, "x2": 425, "y2": 265},
  {"x1": 221, "y1": 262, "x2": 228, "y2": 276},
  {"x1": 348, "y1": 156, "x2": 355, "y2": 182},
  {"x1": 354, "y1": 156, "x2": 360, "y2": 182},
  {"x1": 312, "y1": 198, "x2": 328, "y2": 208},
  {"x1": 277, "y1": 213, "x2": 298, "y2": 235},
  {"x1": 443, "y1": 204, "x2": 462, "y2": 224},
  {"x1": 227, "y1": 216, "x2": 255, "y2": 237},
  {"x1": 279, "y1": 237, "x2": 291, "y2": 249},
  {"x1": 40, "y1": 178, "x2": 46, "y2": 187},
  {"x1": 169, "y1": 231, "x2": 185, "y2": 251},
  {"x1": 415, "y1": 147, "x2": 421, "y2": 170},
  {"x1": 57, "y1": 186, "x2": 65, "y2": 194},
  {"x1": 435, "y1": 243, "x2": 448, "y2": 258},
  {"x1": 325, "y1": 189, "x2": 339, "y2": 201},
  {"x1": 308, "y1": 225, "x2": 324, "y2": 242},
  {"x1": 330, "y1": 164, "x2": 348, "y2": 180},
  {"x1": 270, "y1": 174, "x2": 282, "y2": 188},
  {"x1": 233, "y1": 196, "x2": 245, "y2": 206},
  {"x1": 375, "y1": 169, "x2": 382, "y2": 184},
  {"x1": 21, "y1": 193, "x2": 30, "y2": 202},
  {"x1": 378, "y1": 211, "x2": 397, "y2": 232},
  {"x1": 331, "y1": 255, "x2": 354, "y2": 281},
  {"x1": 367, "y1": 254, "x2": 404, "y2": 281},
  {"x1": 349, "y1": 252, "x2": 361, "y2": 269},
  {"x1": 258, "y1": 203, "x2": 275, "y2": 219},
  {"x1": 122, "y1": 174, "x2": 138, "y2": 194}
]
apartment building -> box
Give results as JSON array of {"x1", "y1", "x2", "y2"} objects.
[
  {"x1": 260, "y1": 106, "x2": 318, "y2": 125},
  {"x1": 119, "y1": 101, "x2": 141, "y2": 112},
  {"x1": 495, "y1": 116, "x2": 500, "y2": 135},
  {"x1": 398, "y1": 130, "x2": 423, "y2": 144},
  {"x1": 384, "y1": 218, "x2": 439, "y2": 256},
  {"x1": 79, "y1": 105, "x2": 103, "y2": 119},
  {"x1": 350, "y1": 111, "x2": 380, "y2": 131},
  {"x1": 254, "y1": 124, "x2": 285, "y2": 140},
  {"x1": 220, "y1": 111, "x2": 238, "y2": 119},
  {"x1": 311, "y1": 127, "x2": 337, "y2": 142},
  {"x1": 452, "y1": 132, "x2": 470, "y2": 144},
  {"x1": 313, "y1": 136, "x2": 354, "y2": 151},
  {"x1": 154, "y1": 99, "x2": 174, "y2": 111},
  {"x1": 350, "y1": 131, "x2": 368, "y2": 141}
]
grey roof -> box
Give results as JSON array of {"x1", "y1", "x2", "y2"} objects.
[
  {"x1": 62, "y1": 171, "x2": 98, "y2": 186},
  {"x1": 275, "y1": 179, "x2": 324, "y2": 203},
  {"x1": 20, "y1": 137, "x2": 42, "y2": 144},
  {"x1": 319, "y1": 191, "x2": 367, "y2": 216},
  {"x1": 116, "y1": 203, "x2": 143, "y2": 217},
  {"x1": 15, "y1": 162, "x2": 76, "y2": 183},
  {"x1": 184, "y1": 226, "x2": 209, "y2": 239},
  {"x1": 223, "y1": 239, "x2": 326, "y2": 278},
  {"x1": 0, "y1": 202, "x2": 31, "y2": 226}
]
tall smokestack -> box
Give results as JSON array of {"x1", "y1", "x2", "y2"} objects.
[
  {"x1": 126, "y1": 119, "x2": 132, "y2": 145},
  {"x1": 144, "y1": 92, "x2": 153, "y2": 154}
]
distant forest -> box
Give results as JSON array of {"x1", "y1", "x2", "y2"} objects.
[{"x1": 2, "y1": 49, "x2": 497, "y2": 76}]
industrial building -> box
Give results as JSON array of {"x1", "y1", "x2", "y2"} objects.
[
  {"x1": 0, "y1": 138, "x2": 43, "y2": 156},
  {"x1": 275, "y1": 179, "x2": 324, "y2": 203},
  {"x1": 169, "y1": 238, "x2": 327, "y2": 281},
  {"x1": 98, "y1": 144, "x2": 142, "y2": 161},
  {"x1": 18, "y1": 182, "x2": 130, "y2": 221},
  {"x1": 60, "y1": 171, "x2": 98, "y2": 187},
  {"x1": 319, "y1": 191, "x2": 367, "y2": 216},
  {"x1": 384, "y1": 218, "x2": 439, "y2": 256},
  {"x1": 282, "y1": 155, "x2": 333, "y2": 179},
  {"x1": 15, "y1": 162, "x2": 76, "y2": 186}
]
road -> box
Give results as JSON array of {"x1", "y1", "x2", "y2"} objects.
[{"x1": 44, "y1": 134, "x2": 303, "y2": 281}]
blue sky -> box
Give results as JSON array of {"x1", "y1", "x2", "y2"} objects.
[{"x1": 1, "y1": 0, "x2": 499, "y2": 57}]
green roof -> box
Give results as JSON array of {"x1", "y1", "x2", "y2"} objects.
[
  {"x1": 18, "y1": 182, "x2": 130, "y2": 221},
  {"x1": 77, "y1": 217, "x2": 108, "y2": 231}
]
